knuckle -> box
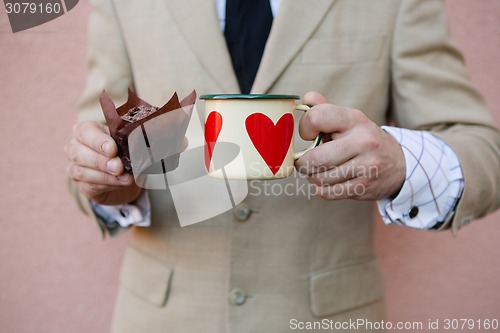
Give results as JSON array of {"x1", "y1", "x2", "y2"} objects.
[
  {"x1": 308, "y1": 147, "x2": 327, "y2": 168},
  {"x1": 327, "y1": 184, "x2": 342, "y2": 200},
  {"x1": 357, "y1": 176, "x2": 369, "y2": 188},
  {"x1": 72, "y1": 123, "x2": 80, "y2": 135},
  {"x1": 320, "y1": 177, "x2": 332, "y2": 187},
  {"x1": 74, "y1": 166, "x2": 84, "y2": 181},
  {"x1": 308, "y1": 175, "x2": 323, "y2": 187},
  {"x1": 361, "y1": 134, "x2": 380, "y2": 150},
  {"x1": 358, "y1": 178, "x2": 373, "y2": 197},
  {"x1": 69, "y1": 165, "x2": 83, "y2": 181},
  {"x1": 67, "y1": 142, "x2": 79, "y2": 163},
  {"x1": 316, "y1": 186, "x2": 328, "y2": 199},
  {"x1": 333, "y1": 140, "x2": 347, "y2": 157},
  {"x1": 65, "y1": 141, "x2": 73, "y2": 158},
  {"x1": 307, "y1": 109, "x2": 323, "y2": 130},
  {"x1": 73, "y1": 121, "x2": 88, "y2": 137},
  {"x1": 350, "y1": 108, "x2": 366, "y2": 122},
  {"x1": 94, "y1": 154, "x2": 102, "y2": 170},
  {"x1": 326, "y1": 167, "x2": 339, "y2": 180},
  {"x1": 305, "y1": 148, "x2": 319, "y2": 166},
  {"x1": 297, "y1": 155, "x2": 314, "y2": 174},
  {"x1": 74, "y1": 123, "x2": 92, "y2": 145},
  {"x1": 98, "y1": 172, "x2": 119, "y2": 186},
  {"x1": 96, "y1": 170, "x2": 111, "y2": 184},
  {"x1": 368, "y1": 155, "x2": 383, "y2": 169},
  {"x1": 75, "y1": 121, "x2": 106, "y2": 152},
  {"x1": 85, "y1": 183, "x2": 101, "y2": 195}
]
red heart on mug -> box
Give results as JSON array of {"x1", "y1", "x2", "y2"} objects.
[
  {"x1": 204, "y1": 111, "x2": 223, "y2": 171},
  {"x1": 245, "y1": 113, "x2": 294, "y2": 174}
]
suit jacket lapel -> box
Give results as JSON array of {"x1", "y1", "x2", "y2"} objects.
[
  {"x1": 252, "y1": 0, "x2": 336, "y2": 94},
  {"x1": 164, "y1": 0, "x2": 240, "y2": 93}
]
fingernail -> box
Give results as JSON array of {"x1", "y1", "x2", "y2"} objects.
[
  {"x1": 102, "y1": 141, "x2": 110, "y2": 155},
  {"x1": 107, "y1": 159, "x2": 119, "y2": 173},
  {"x1": 118, "y1": 173, "x2": 130, "y2": 183}
]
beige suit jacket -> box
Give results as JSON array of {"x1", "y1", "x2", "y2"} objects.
[{"x1": 74, "y1": 0, "x2": 500, "y2": 332}]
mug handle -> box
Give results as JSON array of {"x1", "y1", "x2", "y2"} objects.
[{"x1": 293, "y1": 104, "x2": 323, "y2": 159}]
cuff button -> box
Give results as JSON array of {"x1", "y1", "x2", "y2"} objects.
[{"x1": 409, "y1": 206, "x2": 419, "y2": 219}]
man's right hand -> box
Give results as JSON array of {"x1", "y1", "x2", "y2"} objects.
[{"x1": 65, "y1": 121, "x2": 142, "y2": 205}]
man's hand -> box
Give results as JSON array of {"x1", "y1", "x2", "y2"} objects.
[
  {"x1": 295, "y1": 92, "x2": 406, "y2": 201},
  {"x1": 65, "y1": 121, "x2": 142, "y2": 205}
]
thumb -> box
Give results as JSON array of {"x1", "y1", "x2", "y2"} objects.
[{"x1": 303, "y1": 91, "x2": 328, "y2": 106}]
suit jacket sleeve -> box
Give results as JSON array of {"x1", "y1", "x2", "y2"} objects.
[
  {"x1": 70, "y1": 0, "x2": 136, "y2": 236},
  {"x1": 390, "y1": 0, "x2": 500, "y2": 234}
]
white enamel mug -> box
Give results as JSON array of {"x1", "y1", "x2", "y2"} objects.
[{"x1": 200, "y1": 94, "x2": 321, "y2": 180}]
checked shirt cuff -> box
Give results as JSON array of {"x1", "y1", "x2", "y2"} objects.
[
  {"x1": 90, "y1": 190, "x2": 151, "y2": 234},
  {"x1": 377, "y1": 126, "x2": 464, "y2": 230}
]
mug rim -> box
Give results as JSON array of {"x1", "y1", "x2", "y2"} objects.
[{"x1": 200, "y1": 94, "x2": 300, "y2": 100}]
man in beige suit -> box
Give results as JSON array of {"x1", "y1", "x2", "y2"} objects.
[{"x1": 66, "y1": 0, "x2": 500, "y2": 332}]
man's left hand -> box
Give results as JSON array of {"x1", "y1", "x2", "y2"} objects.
[{"x1": 295, "y1": 91, "x2": 406, "y2": 201}]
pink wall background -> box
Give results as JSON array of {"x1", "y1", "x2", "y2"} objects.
[{"x1": 0, "y1": 1, "x2": 498, "y2": 332}]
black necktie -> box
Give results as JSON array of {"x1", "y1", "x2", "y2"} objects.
[{"x1": 224, "y1": 0, "x2": 273, "y2": 94}]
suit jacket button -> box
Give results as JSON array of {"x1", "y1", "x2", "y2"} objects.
[
  {"x1": 233, "y1": 203, "x2": 251, "y2": 221},
  {"x1": 229, "y1": 288, "x2": 247, "y2": 305}
]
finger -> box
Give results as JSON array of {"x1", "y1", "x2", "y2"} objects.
[
  {"x1": 295, "y1": 137, "x2": 359, "y2": 175},
  {"x1": 315, "y1": 178, "x2": 367, "y2": 201},
  {"x1": 68, "y1": 164, "x2": 133, "y2": 186},
  {"x1": 299, "y1": 104, "x2": 364, "y2": 140},
  {"x1": 303, "y1": 91, "x2": 328, "y2": 106},
  {"x1": 75, "y1": 181, "x2": 109, "y2": 195},
  {"x1": 307, "y1": 161, "x2": 358, "y2": 187},
  {"x1": 73, "y1": 121, "x2": 117, "y2": 157},
  {"x1": 66, "y1": 140, "x2": 124, "y2": 175},
  {"x1": 75, "y1": 181, "x2": 128, "y2": 198}
]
